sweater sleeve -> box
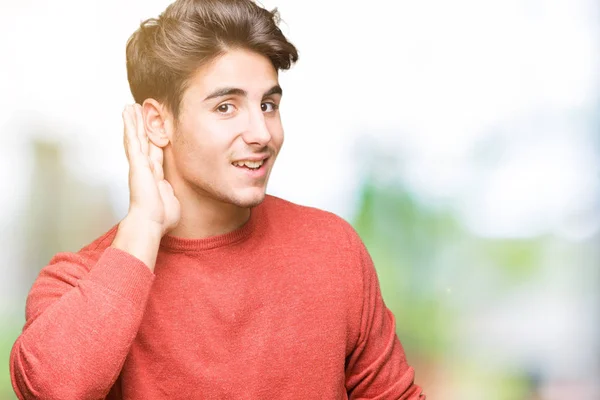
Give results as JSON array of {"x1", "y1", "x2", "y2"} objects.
[
  {"x1": 344, "y1": 230, "x2": 426, "y2": 399},
  {"x1": 9, "y1": 246, "x2": 155, "y2": 400}
]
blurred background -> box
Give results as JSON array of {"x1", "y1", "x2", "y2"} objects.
[{"x1": 1, "y1": 0, "x2": 599, "y2": 398}]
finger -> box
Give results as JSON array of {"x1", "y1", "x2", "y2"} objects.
[
  {"x1": 160, "y1": 179, "x2": 176, "y2": 196},
  {"x1": 148, "y1": 141, "x2": 163, "y2": 165},
  {"x1": 122, "y1": 107, "x2": 138, "y2": 162},
  {"x1": 134, "y1": 104, "x2": 149, "y2": 157},
  {"x1": 122, "y1": 109, "x2": 130, "y2": 159},
  {"x1": 153, "y1": 159, "x2": 164, "y2": 181},
  {"x1": 148, "y1": 143, "x2": 164, "y2": 181}
]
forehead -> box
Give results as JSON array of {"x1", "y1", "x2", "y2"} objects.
[{"x1": 187, "y1": 49, "x2": 279, "y2": 96}]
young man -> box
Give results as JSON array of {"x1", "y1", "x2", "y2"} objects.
[{"x1": 10, "y1": 0, "x2": 425, "y2": 399}]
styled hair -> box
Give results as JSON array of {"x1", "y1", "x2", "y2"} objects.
[{"x1": 125, "y1": 0, "x2": 299, "y2": 119}]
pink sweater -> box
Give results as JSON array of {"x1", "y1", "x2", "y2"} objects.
[{"x1": 10, "y1": 195, "x2": 425, "y2": 399}]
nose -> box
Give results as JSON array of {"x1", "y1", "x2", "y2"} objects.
[{"x1": 242, "y1": 108, "x2": 271, "y2": 147}]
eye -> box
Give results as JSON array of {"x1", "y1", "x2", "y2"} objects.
[
  {"x1": 216, "y1": 103, "x2": 236, "y2": 114},
  {"x1": 261, "y1": 102, "x2": 279, "y2": 113}
]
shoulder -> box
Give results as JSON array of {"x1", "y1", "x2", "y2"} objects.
[
  {"x1": 42, "y1": 224, "x2": 119, "y2": 276},
  {"x1": 259, "y1": 194, "x2": 363, "y2": 249},
  {"x1": 25, "y1": 224, "x2": 120, "y2": 323},
  {"x1": 77, "y1": 224, "x2": 119, "y2": 256}
]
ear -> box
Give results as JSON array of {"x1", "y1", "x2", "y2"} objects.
[{"x1": 142, "y1": 99, "x2": 172, "y2": 148}]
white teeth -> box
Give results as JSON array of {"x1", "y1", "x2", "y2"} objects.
[{"x1": 233, "y1": 160, "x2": 264, "y2": 169}]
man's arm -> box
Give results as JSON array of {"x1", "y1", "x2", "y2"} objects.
[
  {"x1": 9, "y1": 244, "x2": 155, "y2": 399},
  {"x1": 10, "y1": 104, "x2": 181, "y2": 399},
  {"x1": 344, "y1": 227, "x2": 426, "y2": 399}
]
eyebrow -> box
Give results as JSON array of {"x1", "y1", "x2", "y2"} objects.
[{"x1": 203, "y1": 85, "x2": 283, "y2": 101}]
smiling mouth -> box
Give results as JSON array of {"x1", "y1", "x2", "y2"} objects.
[{"x1": 231, "y1": 158, "x2": 267, "y2": 170}]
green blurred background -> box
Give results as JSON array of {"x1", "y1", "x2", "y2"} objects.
[{"x1": 1, "y1": 0, "x2": 599, "y2": 399}]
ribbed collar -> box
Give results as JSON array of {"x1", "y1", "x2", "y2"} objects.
[{"x1": 159, "y1": 206, "x2": 259, "y2": 252}]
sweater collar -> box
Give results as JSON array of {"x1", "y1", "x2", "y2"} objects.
[{"x1": 159, "y1": 205, "x2": 260, "y2": 252}]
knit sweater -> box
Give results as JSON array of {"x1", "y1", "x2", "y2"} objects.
[{"x1": 10, "y1": 195, "x2": 425, "y2": 399}]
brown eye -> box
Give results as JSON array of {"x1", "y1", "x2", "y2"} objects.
[
  {"x1": 217, "y1": 104, "x2": 234, "y2": 114},
  {"x1": 261, "y1": 102, "x2": 278, "y2": 112}
]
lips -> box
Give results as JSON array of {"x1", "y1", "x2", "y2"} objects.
[
  {"x1": 231, "y1": 154, "x2": 269, "y2": 163},
  {"x1": 231, "y1": 153, "x2": 270, "y2": 170},
  {"x1": 232, "y1": 159, "x2": 265, "y2": 169},
  {"x1": 231, "y1": 156, "x2": 270, "y2": 178}
]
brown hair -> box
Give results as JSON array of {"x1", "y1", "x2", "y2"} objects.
[{"x1": 125, "y1": 0, "x2": 299, "y2": 119}]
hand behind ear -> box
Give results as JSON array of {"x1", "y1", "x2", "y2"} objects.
[{"x1": 122, "y1": 103, "x2": 181, "y2": 236}]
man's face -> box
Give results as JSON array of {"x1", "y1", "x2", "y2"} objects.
[{"x1": 166, "y1": 49, "x2": 284, "y2": 208}]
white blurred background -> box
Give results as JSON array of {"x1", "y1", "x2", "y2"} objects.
[{"x1": 1, "y1": 0, "x2": 599, "y2": 398}]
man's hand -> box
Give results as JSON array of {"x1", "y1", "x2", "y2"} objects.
[
  {"x1": 111, "y1": 104, "x2": 181, "y2": 270},
  {"x1": 122, "y1": 104, "x2": 180, "y2": 236}
]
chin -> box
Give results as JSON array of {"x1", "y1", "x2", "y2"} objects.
[{"x1": 228, "y1": 187, "x2": 267, "y2": 208}]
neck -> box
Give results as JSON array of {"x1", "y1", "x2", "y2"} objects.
[
  {"x1": 164, "y1": 159, "x2": 251, "y2": 238},
  {"x1": 168, "y1": 187, "x2": 251, "y2": 239},
  {"x1": 162, "y1": 148, "x2": 252, "y2": 239}
]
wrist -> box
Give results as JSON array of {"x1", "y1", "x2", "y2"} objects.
[
  {"x1": 111, "y1": 214, "x2": 164, "y2": 271},
  {"x1": 121, "y1": 211, "x2": 164, "y2": 239}
]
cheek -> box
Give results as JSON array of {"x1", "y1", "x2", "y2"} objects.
[
  {"x1": 268, "y1": 120, "x2": 284, "y2": 147},
  {"x1": 202, "y1": 116, "x2": 244, "y2": 144},
  {"x1": 274, "y1": 131, "x2": 284, "y2": 150},
  {"x1": 176, "y1": 118, "x2": 220, "y2": 152},
  {"x1": 174, "y1": 120, "x2": 236, "y2": 170},
  {"x1": 171, "y1": 127, "x2": 207, "y2": 171}
]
